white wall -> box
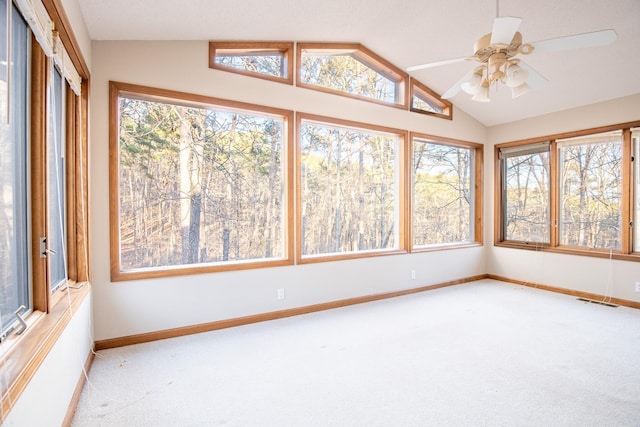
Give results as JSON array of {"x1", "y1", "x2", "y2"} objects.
[
  {"x1": 3, "y1": 294, "x2": 93, "y2": 427},
  {"x1": 486, "y1": 93, "x2": 640, "y2": 303},
  {"x1": 89, "y1": 41, "x2": 488, "y2": 341}
]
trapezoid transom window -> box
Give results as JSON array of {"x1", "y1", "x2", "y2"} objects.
[{"x1": 297, "y1": 43, "x2": 408, "y2": 108}]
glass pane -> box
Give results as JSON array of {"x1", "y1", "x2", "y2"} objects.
[
  {"x1": 412, "y1": 94, "x2": 443, "y2": 115},
  {"x1": 118, "y1": 97, "x2": 286, "y2": 270},
  {"x1": 300, "y1": 120, "x2": 399, "y2": 256},
  {"x1": 413, "y1": 140, "x2": 473, "y2": 246},
  {"x1": 300, "y1": 51, "x2": 398, "y2": 104},
  {"x1": 0, "y1": 1, "x2": 30, "y2": 335},
  {"x1": 503, "y1": 151, "x2": 550, "y2": 243},
  {"x1": 559, "y1": 132, "x2": 622, "y2": 250},
  {"x1": 48, "y1": 68, "x2": 66, "y2": 291},
  {"x1": 214, "y1": 52, "x2": 286, "y2": 78}
]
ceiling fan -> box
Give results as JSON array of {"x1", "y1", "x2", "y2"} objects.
[{"x1": 407, "y1": 11, "x2": 617, "y2": 102}]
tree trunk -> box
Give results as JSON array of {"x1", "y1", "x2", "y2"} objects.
[{"x1": 178, "y1": 108, "x2": 203, "y2": 264}]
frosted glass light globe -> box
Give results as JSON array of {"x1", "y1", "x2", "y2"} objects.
[
  {"x1": 505, "y1": 64, "x2": 528, "y2": 88},
  {"x1": 461, "y1": 72, "x2": 483, "y2": 95}
]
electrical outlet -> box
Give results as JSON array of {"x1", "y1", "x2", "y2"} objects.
[
  {"x1": 411, "y1": 270, "x2": 416, "y2": 280},
  {"x1": 277, "y1": 288, "x2": 285, "y2": 300},
  {"x1": 635, "y1": 282, "x2": 640, "y2": 293}
]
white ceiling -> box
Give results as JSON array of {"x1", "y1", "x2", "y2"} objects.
[{"x1": 78, "y1": 0, "x2": 640, "y2": 127}]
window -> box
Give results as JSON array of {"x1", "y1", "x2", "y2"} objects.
[
  {"x1": 111, "y1": 82, "x2": 293, "y2": 280},
  {"x1": 410, "y1": 79, "x2": 452, "y2": 120},
  {"x1": 496, "y1": 122, "x2": 640, "y2": 260},
  {"x1": 558, "y1": 132, "x2": 622, "y2": 250},
  {"x1": 209, "y1": 42, "x2": 293, "y2": 85},
  {"x1": 500, "y1": 143, "x2": 550, "y2": 244},
  {"x1": 210, "y1": 42, "x2": 449, "y2": 119},
  {"x1": 297, "y1": 114, "x2": 406, "y2": 260},
  {"x1": 0, "y1": 0, "x2": 90, "y2": 419},
  {"x1": 297, "y1": 43, "x2": 408, "y2": 108},
  {"x1": 1, "y1": 0, "x2": 30, "y2": 337},
  {"x1": 412, "y1": 135, "x2": 482, "y2": 248},
  {"x1": 48, "y1": 67, "x2": 67, "y2": 292}
]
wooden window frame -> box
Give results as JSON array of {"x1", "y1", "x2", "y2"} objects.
[
  {"x1": 409, "y1": 133, "x2": 483, "y2": 252},
  {"x1": 410, "y1": 78, "x2": 452, "y2": 120},
  {"x1": 296, "y1": 112, "x2": 409, "y2": 264},
  {"x1": 495, "y1": 120, "x2": 640, "y2": 262},
  {"x1": 109, "y1": 82, "x2": 295, "y2": 282},
  {"x1": 209, "y1": 41, "x2": 449, "y2": 120},
  {"x1": 1, "y1": 0, "x2": 91, "y2": 419},
  {"x1": 209, "y1": 41, "x2": 294, "y2": 85},
  {"x1": 296, "y1": 42, "x2": 409, "y2": 109}
]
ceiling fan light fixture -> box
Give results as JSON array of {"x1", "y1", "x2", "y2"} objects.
[
  {"x1": 505, "y1": 63, "x2": 528, "y2": 87},
  {"x1": 461, "y1": 71, "x2": 483, "y2": 95},
  {"x1": 406, "y1": 8, "x2": 616, "y2": 103},
  {"x1": 472, "y1": 85, "x2": 491, "y2": 102},
  {"x1": 511, "y1": 82, "x2": 530, "y2": 98}
]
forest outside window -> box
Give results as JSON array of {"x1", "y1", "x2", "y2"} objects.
[
  {"x1": 110, "y1": 82, "x2": 293, "y2": 280},
  {"x1": 496, "y1": 122, "x2": 640, "y2": 260},
  {"x1": 410, "y1": 79, "x2": 452, "y2": 120},
  {"x1": 499, "y1": 142, "x2": 550, "y2": 244},
  {"x1": 297, "y1": 114, "x2": 406, "y2": 261},
  {"x1": 412, "y1": 135, "x2": 482, "y2": 249},
  {"x1": 297, "y1": 43, "x2": 408, "y2": 108},
  {"x1": 209, "y1": 42, "x2": 293, "y2": 85},
  {"x1": 558, "y1": 131, "x2": 622, "y2": 250}
]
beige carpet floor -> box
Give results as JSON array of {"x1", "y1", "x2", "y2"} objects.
[{"x1": 71, "y1": 279, "x2": 640, "y2": 426}]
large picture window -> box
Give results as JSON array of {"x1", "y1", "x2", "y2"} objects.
[
  {"x1": 298, "y1": 114, "x2": 406, "y2": 260},
  {"x1": 111, "y1": 82, "x2": 293, "y2": 280},
  {"x1": 412, "y1": 135, "x2": 482, "y2": 248},
  {"x1": 496, "y1": 122, "x2": 640, "y2": 260}
]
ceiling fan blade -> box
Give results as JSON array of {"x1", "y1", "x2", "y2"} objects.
[
  {"x1": 490, "y1": 16, "x2": 522, "y2": 46},
  {"x1": 441, "y1": 69, "x2": 476, "y2": 99},
  {"x1": 407, "y1": 56, "x2": 467, "y2": 72},
  {"x1": 518, "y1": 61, "x2": 548, "y2": 89},
  {"x1": 530, "y1": 29, "x2": 617, "y2": 54}
]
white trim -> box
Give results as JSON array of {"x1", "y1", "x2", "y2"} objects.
[
  {"x1": 53, "y1": 32, "x2": 81, "y2": 95},
  {"x1": 499, "y1": 141, "x2": 550, "y2": 159},
  {"x1": 13, "y1": 0, "x2": 81, "y2": 95},
  {"x1": 14, "y1": 0, "x2": 53, "y2": 56}
]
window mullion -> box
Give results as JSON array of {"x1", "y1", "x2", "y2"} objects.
[
  {"x1": 622, "y1": 128, "x2": 632, "y2": 253},
  {"x1": 549, "y1": 140, "x2": 558, "y2": 247},
  {"x1": 475, "y1": 147, "x2": 484, "y2": 244},
  {"x1": 30, "y1": 38, "x2": 49, "y2": 312}
]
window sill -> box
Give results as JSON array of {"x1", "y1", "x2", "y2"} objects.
[
  {"x1": 495, "y1": 241, "x2": 640, "y2": 262},
  {"x1": 298, "y1": 248, "x2": 409, "y2": 264},
  {"x1": 411, "y1": 242, "x2": 483, "y2": 253},
  {"x1": 0, "y1": 282, "x2": 91, "y2": 421}
]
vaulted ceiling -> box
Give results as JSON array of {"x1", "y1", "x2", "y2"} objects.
[{"x1": 77, "y1": 0, "x2": 640, "y2": 127}]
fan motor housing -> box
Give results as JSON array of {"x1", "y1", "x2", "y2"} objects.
[{"x1": 473, "y1": 31, "x2": 524, "y2": 62}]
